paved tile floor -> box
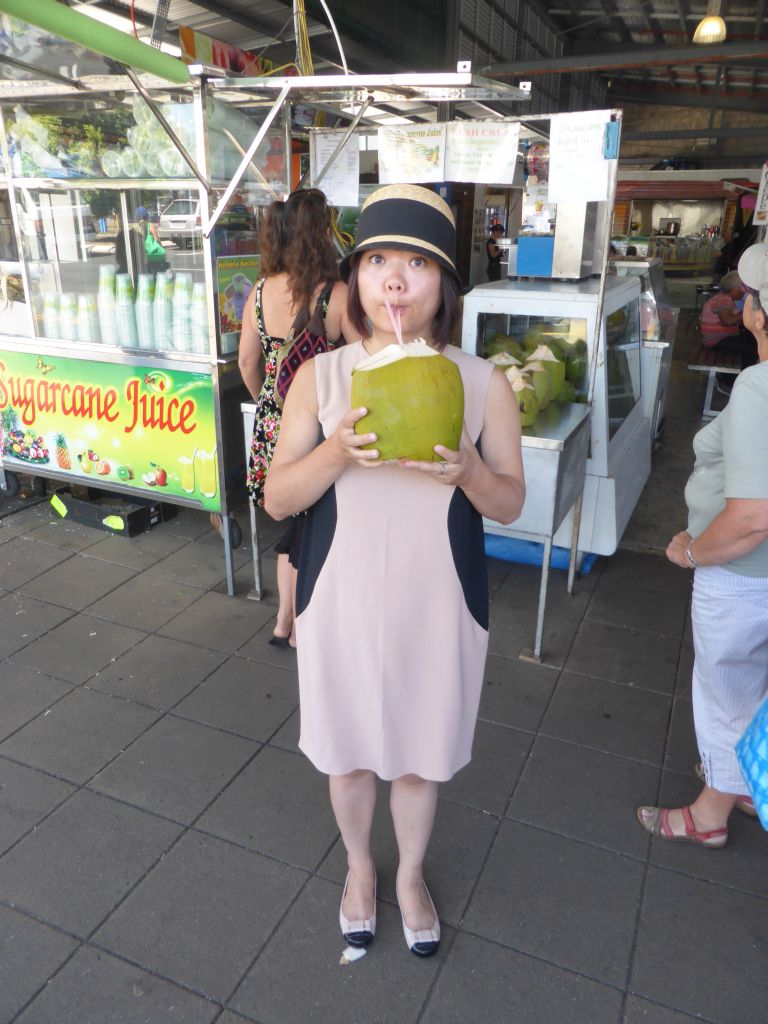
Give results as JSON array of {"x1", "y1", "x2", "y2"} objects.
[{"x1": 0, "y1": 343, "x2": 765, "y2": 1023}]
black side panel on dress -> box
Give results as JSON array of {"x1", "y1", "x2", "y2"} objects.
[
  {"x1": 296, "y1": 484, "x2": 338, "y2": 617},
  {"x1": 447, "y1": 485, "x2": 489, "y2": 631}
]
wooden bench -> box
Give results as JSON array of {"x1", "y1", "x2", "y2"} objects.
[{"x1": 688, "y1": 345, "x2": 743, "y2": 419}]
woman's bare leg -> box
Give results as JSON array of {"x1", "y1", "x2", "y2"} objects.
[
  {"x1": 289, "y1": 564, "x2": 297, "y2": 647},
  {"x1": 390, "y1": 774, "x2": 439, "y2": 930},
  {"x1": 274, "y1": 553, "x2": 293, "y2": 639},
  {"x1": 329, "y1": 770, "x2": 377, "y2": 920}
]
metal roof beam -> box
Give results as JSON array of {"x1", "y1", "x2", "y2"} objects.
[
  {"x1": 623, "y1": 126, "x2": 767, "y2": 140},
  {"x1": 482, "y1": 40, "x2": 768, "y2": 76},
  {"x1": 610, "y1": 86, "x2": 768, "y2": 113}
]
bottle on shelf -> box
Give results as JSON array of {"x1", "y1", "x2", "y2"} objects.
[
  {"x1": 172, "y1": 272, "x2": 193, "y2": 353},
  {"x1": 135, "y1": 273, "x2": 156, "y2": 350},
  {"x1": 76, "y1": 294, "x2": 101, "y2": 343},
  {"x1": 190, "y1": 281, "x2": 209, "y2": 355},
  {"x1": 58, "y1": 294, "x2": 78, "y2": 341},
  {"x1": 115, "y1": 273, "x2": 139, "y2": 348},
  {"x1": 97, "y1": 263, "x2": 118, "y2": 346},
  {"x1": 153, "y1": 270, "x2": 174, "y2": 352},
  {"x1": 41, "y1": 292, "x2": 59, "y2": 339}
]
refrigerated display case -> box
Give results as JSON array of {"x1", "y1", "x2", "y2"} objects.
[
  {"x1": 0, "y1": 27, "x2": 289, "y2": 592},
  {"x1": 462, "y1": 275, "x2": 647, "y2": 557}
]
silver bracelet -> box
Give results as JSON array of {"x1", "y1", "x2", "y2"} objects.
[{"x1": 684, "y1": 544, "x2": 703, "y2": 570}]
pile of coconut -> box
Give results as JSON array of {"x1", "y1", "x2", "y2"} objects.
[{"x1": 488, "y1": 338, "x2": 586, "y2": 427}]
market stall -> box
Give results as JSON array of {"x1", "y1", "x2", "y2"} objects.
[{"x1": 0, "y1": 17, "x2": 291, "y2": 592}]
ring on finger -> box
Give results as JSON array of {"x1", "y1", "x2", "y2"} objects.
[{"x1": 440, "y1": 462, "x2": 447, "y2": 475}]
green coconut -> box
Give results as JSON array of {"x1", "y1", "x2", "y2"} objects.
[
  {"x1": 522, "y1": 360, "x2": 552, "y2": 410},
  {"x1": 488, "y1": 351, "x2": 522, "y2": 369},
  {"x1": 485, "y1": 334, "x2": 524, "y2": 361},
  {"x1": 556, "y1": 380, "x2": 577, "y2": 403},
  {"x1": 351, "y1": 342, "x2": 464, "y2": 461},
  {"x1": 526, "y1": 344, "x2": 566, "y2": 399},
  {"x1": 507, "y1": 375, "x2": 539, "y2": 428}
]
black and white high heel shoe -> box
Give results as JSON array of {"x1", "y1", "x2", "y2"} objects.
[
  {"x1": 398, "y1": 883, "x2": 440, "y2": 958},
  {"x1": 339, "y1": 868, "x2": 377, "y2": 947}
]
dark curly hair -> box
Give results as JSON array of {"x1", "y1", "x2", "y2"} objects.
[
  {"x1": 258, "y1": 189, "x2": 339, "y2": 307},
  {"x1": 345, "y1": 254, "x2": 461, "y2": 351}
]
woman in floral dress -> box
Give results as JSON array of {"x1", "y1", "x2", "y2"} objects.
[{"x1": 240, "y1": 189, "x2": 350, "y2": 646}]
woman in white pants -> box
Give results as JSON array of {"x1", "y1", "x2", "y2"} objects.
[{"x1": 637, "y1": 242, "x2": 768, "y2": 848}]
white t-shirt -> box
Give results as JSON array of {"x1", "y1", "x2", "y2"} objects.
[{"x1": 685, "y1": 361, "x2": 768, "y2": 576}]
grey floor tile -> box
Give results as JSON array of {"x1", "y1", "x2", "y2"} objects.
[
  {"x1": 0, "y1": 593, "x2": 73, "y2": 660},
  {"x1": 25, "y1": 518, "x2": 106, "y2": 553},
  {"x1": 541, "y1": 673, "x2": 672, "y2": 765},
  {"x1": 15, "y1": 945, "x2": 219, "y2": 1024},
  {"x1": 0, "y1": 905, "x2": 78, "y2": 1024},
  {"x1": 0, "y1": 537, "x2": 73, "y2": 590},
  {"x1": 0, "y1": 662, "x2": 74, "y2": 742},
  {"x1": 492, "y1": 561, "x2": 598, "y2": 620},
  {"x1": 664, "y1": 695, "x2": 699, "y2": 775},
  {"x1": 173, "y1": 655, "x2": 298, "y2": 741},
  {"x1": 632, "y1": 866, "x2": 767, "y2": 1024},
  {"x1": 89, "y1": 635, "x2": 227, "y2": 710},
  {"x1": 86, "y1": 575, "x2": 204, "y2": 631},
  {"x1": 230, "y1": 875, "x2": 441, "y2": 1024},
  {"x1": 319, "y1": 798, "x2": 498, "y2": 930},
  {"x1": 218, "y1": 1015, "x2": 252, "y2": 1024},
  {"x1": 268, "y1": 708, "x2": 300, "y2": 752},
  {"x1": 19, "y1": 554, "x2": 136, "y2": 610},
  {"x1": 0, "y1": 758, "x2": 75, "y2": 855},
  {"x1": 237, "y1": 621, "x2": 300, "y2": 670},
  {"x1": 478, "y1": 654, "x2": 558, "y2": 732},
  {"x1": 89, "y1": 715, "x2": 257, "y2": 824},
  {"x1": 197, "y1": 746, "x2": 337, "y2": 869},
  {"x1": 565, "y1": 619, "x2": 681, "y2": 695},
  {"x1": 508, "y1": 736, "x2": 657, "y2": 857},
  {"x1": 488, "y1": 604, "x2": 580, "y2": 668},
  {"x1": 0, "y1": 687, "x2": 159, "y2": 784},
  {"x1": 9, "y1": 613, "x2": 146, "y2": 685},
  {"x1": 442, "y1": 721, "x2": 532, "y2": 815},
  {"x1": 464, "y1": 820, "x2": 644, "y2": 986},
  {"x1": 158, "y1": 592, "x2": 274, "y2": 653},
  {"x1": 599, "y1": 550, "x2": 693, "y2": 596},
  {"x1": 0, "y1": 789, "x2": 181, "y2": 936},
  {"x1": 146, "y1": 534, "x2": 252, "y2": 590},
  {"x1": 95, "y1": 830, "x2": 306, "y2": 1003},
  {"x1": 84, "y1": 530, "x2": 191, "y2": 571},
  {"x1": 160, "y1": 508, "x2": 214, "y2": 541},
  {"x1": 422, "y1": 931, "x2": 623, "y2": 1024},
  {"x1": 586, "y1": 582, "x2": 688, "y2": 638},
  {"x1": 623, "y1": 996, "x2": 709, "y2": 1023},
  {"x1": 647, "y1": 771, "x2": 768, "y2": 899},
  {"x1": 675, "y1": 642, "x2": 694, "y2": 699}
]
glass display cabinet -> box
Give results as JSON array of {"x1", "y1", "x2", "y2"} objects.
[
  {"x1": 0, "y1": 23, "x2": 290, "y2": 592},
  {"x1": 462, "y1": 275, "x2": 647, "y2": 558}
]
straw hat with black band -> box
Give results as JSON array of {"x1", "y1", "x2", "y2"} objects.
[{"x1": 339, "y1": 184, "x2": 461, "y2": 287}]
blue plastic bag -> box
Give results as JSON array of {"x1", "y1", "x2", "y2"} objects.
[{"x1": 735, "y1": 697, "x2": 768, "y2": 831}]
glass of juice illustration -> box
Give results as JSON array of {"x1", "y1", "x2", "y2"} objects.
[
  {"x1": 179, "y1": 452, "x2": 196, "y2": 494},
  {"x1": 195, "y1": 448, "x2": 218, "y2": 498}
]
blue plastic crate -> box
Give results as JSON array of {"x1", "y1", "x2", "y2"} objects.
[{"x1": 484, "y1": 533, "x2": 599, "y2": 574}]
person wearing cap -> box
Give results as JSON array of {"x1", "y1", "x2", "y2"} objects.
[
  {"x1": 265, "y1": 184, "x2": 524, "y2": 956},
  {"x1": 486, "y1": 222, "x2": 505, "y2": 281},
  {"x1": 637, "y1": 242, "x2": 768, "y2": 848},
  {"x1": 700, "y1": 269, "x2": 758, "y2": 377}
]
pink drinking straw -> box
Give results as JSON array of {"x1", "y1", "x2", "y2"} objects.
[{"x1": 384, "y1": 300, "x2": 404, "y2": 345}]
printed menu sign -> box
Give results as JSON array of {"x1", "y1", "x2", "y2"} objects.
[
  {"x1": 378, "y1": 125, "x2": 447, "y2": 184},
  {"x1": 0, "y1": 350, "x2": 221, "y2": 512},
  {"x1": 445, "y1": 121, "x2": 520, "y2": 184},
  {"x1": 547, "y1": 110, "x2": 614, "y2": 204},
  {"x1": 310, "y1": 130, "x2": 360, "y2": 207},
  {"x1": 754, "y1": 161, "x2": 768, "y2": 227}
]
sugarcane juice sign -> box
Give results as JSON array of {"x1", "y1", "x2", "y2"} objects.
[{"x1": 0, "y1": 350, "x2": 221, "y2": 512}]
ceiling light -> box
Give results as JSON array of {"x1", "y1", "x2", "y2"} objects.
[{"x1": 693, "y1": 0, "x2": 727, "y2": 44}]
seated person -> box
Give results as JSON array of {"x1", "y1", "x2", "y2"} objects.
[{"x1": 700, "y1": 270, "x2": 758, "y2": 370}]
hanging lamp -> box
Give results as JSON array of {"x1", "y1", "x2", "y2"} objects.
[{"x1": 693, "y1": 0, "x2": 727, "y2": 44}]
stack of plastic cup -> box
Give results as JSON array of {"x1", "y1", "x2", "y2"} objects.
[
  {"x1": 153, "y1": 271, "x2": 174, "y2": 351},
  {"x1": 115, "y1": 273, "x2": 139, "y2": 348},
  {"x1": 42, "y1": 293, "x2": 59, "y2": 339},
  {"x1": 172, "y1": 272, "x2": 192, "y2": 352},
  {"x1": 77, "y1": 294, "x2": 101, "y2": 343},
  {"x1": 58, "y1": 294, "x2": 78, "y2": 341},
  {"x1": 190, "y1": 282, "x2": 209, "y2": 355},
  {"x1": 135, "y1": 274, "x2": 156, "y2": 350},
  {"x1": 97, "y1": 263, "x2": 118, "y2": 346}
]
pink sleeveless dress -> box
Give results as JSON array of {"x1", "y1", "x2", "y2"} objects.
[{"x1": 295, "y1": 341, "x2": 494, "y2": 782}]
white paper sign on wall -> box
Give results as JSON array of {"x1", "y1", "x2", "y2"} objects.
[
  {"x1": 547, "y1": 110, "x2": 614, "y2": 204},
  {"x1": 378, "y1": 124, "x2": 447, "y2": 184},
  {"x1": 444, "y1": 121, "x2": 520, "y2": 184},
  {"x1": 310, "y1": 130, "x2": 360, "y2": 207}
]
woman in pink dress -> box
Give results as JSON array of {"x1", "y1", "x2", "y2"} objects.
[{"x1": 265, "y1": 185, "x2": 525, "y2": 957}]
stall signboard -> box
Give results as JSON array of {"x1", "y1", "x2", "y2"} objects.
[
  {"x1": 310, "y1": 130, "x2": 360, "y2": 207},
  {"x1": 378, "y1": 125, "x2": 447, "y2": 184},
  {"x1": 445, "y1": 122, "x2": 520, "y2": 184},
  {"x1": 0, "y1": 350, "x2": 221, "y2": 512},
  {"x1": 548, "y1": 110, "x2": 613, "y2": 204},
  {"x1": 179, "y1": 26, "x2": 278, "y2": 77},
  {"x1": 217, "y1": 255, "x2": 260, "y2": 351},
  {"x1": 754, "y1": 161, "x2": 768, "y2": 227}
]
